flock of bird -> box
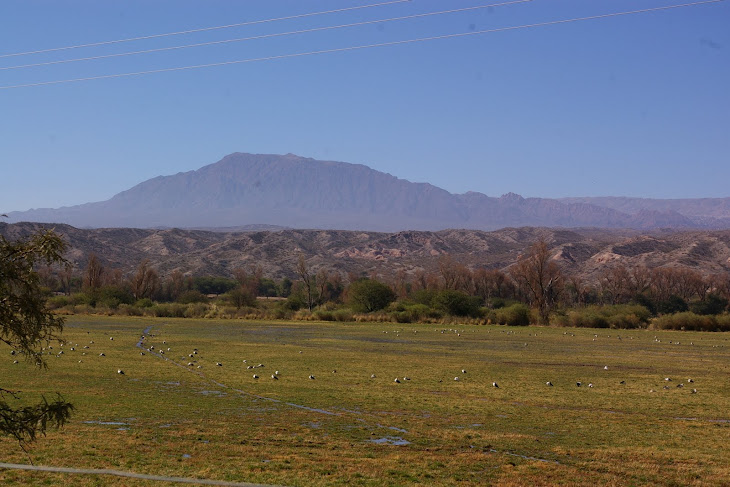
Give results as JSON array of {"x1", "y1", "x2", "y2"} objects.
[{"x1": 6, "y1": 326, "x2": 712, "y2": 398}]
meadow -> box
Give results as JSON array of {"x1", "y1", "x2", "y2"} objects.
[{"x1": 1, "y1": 316, "x2": 729, "y2": 486}]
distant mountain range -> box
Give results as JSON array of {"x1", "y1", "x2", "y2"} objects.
[
  {"x1": 7, "y1": 152, "x2": 730, "y2": 231},
  {"x1": 2, "y1": 222, "x2": 729, "y2": 281}
]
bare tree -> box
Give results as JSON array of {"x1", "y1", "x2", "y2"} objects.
[
  {"x1": 83, "y1": 253, "x2": 104, "y2": 291},
  {"x1": 296, "y1": 255, "x2": 316, "y2": 311},
  {"x1": 510, "y1": 239, "x2": 563, "y2": 325},
  {"x1": 130, "y1": 260, "x2": 160, "y2": 300},
  {"x1": 599, "y1": 265, "x2": 631, "y2": 304}
]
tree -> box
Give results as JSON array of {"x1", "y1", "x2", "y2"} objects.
[
  {"x1": 83, "y1": 253, "x2": 104, "y2": 292},
  {"x1": 347, "y1": 278, "x2": 396, "y2": 313},
  {"x1": 510, "y1": 239, "x2": 563, "y2": 325},
  {"x1": 296, "y1": 255, "x2": 316, "y2": 311},
  {"x1": 0, "y1": 229, "x2": 74, "y2": 449},
  {"x1": 130, "y1": 259, "x2": 159, "y2": 300}
]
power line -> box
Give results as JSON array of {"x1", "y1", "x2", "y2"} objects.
[
  {"x1": 0, "y1": 0, "x2": 723, "y2": 90},
  {"x1": 0, "y1": 0, "x2": 411, "y2": 59},
  {"x1": 0, "y1": 0, "x2": 533, "y2": 71}
]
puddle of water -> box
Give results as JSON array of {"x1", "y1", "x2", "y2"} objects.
[
  {"x1": 375, "y1": 423, "x2": 408, "y2": 433},
  {"x1": 198, "y1": 390, "x2": 226, "y2": 396},
  {"x1": 117, "y1": 427, "x2": 129, "y2": 431},
  {"x1": 709, "y1": 419, "x2": 730, "y2": 423},
  {"x1": 284, "y1": 402, "x2": 338, "y2": 416},
  {"x1": 488, "y1": 449, "x2": 559, "y2": 464},
  {"x1": 83, "y1": 421, "x2": 128, "y2": 426},
  {"x1": 370, "y1": 436, "x2": 410, "y2": 446},
  {"x1": 182, "y1": 454, "x2": 191, "y2": 459}
]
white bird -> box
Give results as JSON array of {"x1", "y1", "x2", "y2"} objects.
[
  {"x1": 604, "y1": 366, "x2": 608, "y2": 370},
  {"x1": 454, "y1": 377, "x2": 460, "y2": 381},
  {"x1": 688, "y1": 378, "x2": 694, "y2": 383},
  {"x1": 394, "y1": 378, "x2": 400, "y2": 383},
  {"x1": 253, "y1": 374, "x2": 259, "y2": 379},
  {"x1": 271, "y1": 375, "x2": 278, "y2": 380},
  {"x1": 546, "y1": 381, "x2": 553, "y2": 386},
  {"x1": 110, "y1": 337, "x2": 113, "y2": 340},
  {"x1": 492, "y1": 382, "x2": 499, "y2": 388},
  {"x1": 117, "y1": 369, "x2": 124, "y2": 374},
  {"x1": 216, "y1": 362, "x2": 222, "y2": 367},
  {"x1": 588, "y1": 383, "x2": 594, "y2": 388},
  {"x1": 99, "y1": 353, "x2": 105, "y2": 356},
  {"x1": 371, "y1": 374, "x2": 376, "y2": 378},
  {"x1": 691, "y1": 388, "x2": 697, "y2": 393},
  {"x1": 275, "y1": 370, "x2": 280, "y2": 375},
  {"x1": 461, "y1": 369, "x2": 467, "y2": 374}
]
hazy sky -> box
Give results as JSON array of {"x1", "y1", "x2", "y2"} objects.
[{"x1": 1, "y1": 0, "x2": 728, "y2": 213}]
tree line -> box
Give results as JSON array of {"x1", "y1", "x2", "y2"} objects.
[{"x1": 37, "y1": 240, "x2": 730, "y2": 326}]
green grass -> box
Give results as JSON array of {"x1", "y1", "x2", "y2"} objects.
[{"x1": 1, "y1": 316, "x2": 729, "y2": 486}]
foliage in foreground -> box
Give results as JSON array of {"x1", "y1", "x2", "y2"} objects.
[{"x1": 0, "y1": 230, "x2": 74, "y2": 446}]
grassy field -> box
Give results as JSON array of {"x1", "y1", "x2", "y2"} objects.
[{"x1": 1, "y1": 316, "x2": 729, "y2": 486}]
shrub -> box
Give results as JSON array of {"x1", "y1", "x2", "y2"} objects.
[
  {"x1": 177, "y1": 290, "x2": 208, "y2": 304},
  {"x1": 689, "y1": 294, "x2": 729, "y2": 315},
  {"x1": 47, "y1": 295, "x2": 71, "y2": 309},
  {"x1": 555, "y1": 305, "x2": 650, "y2": 329},
  {"x1": 135, "y1": 298, "x2": 154, "y2": 308},
  {"x1": 117, "y1": 304, "x2": 143, "y2": 316},
  {"x1": 652, "y1": 312, "x2": 730, "y2": 332},
  {"x1": 656, "y1": 295, "x2": 689, "y2": 315},
  {"x1": 489, "y1": 303, "x2": 531, "y2": 326}
]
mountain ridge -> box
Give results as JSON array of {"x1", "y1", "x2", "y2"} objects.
[{"x1": 7, "y1": 152, "x2": 729, "y2": 231}]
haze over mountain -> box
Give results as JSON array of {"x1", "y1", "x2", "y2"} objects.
[{"x1": 8, "y1": 153, "x2": 730, "y2": 231}]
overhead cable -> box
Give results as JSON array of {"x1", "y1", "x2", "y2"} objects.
[
  {"x1": 0, "y1": 0, "x2": 412, "y2": 59},
  {"x1": 0, "y1": 0, "x2": 533, "y2": 71},
  {"x1": 0, "y1": 0, "x2": 723, "y2": 90}
]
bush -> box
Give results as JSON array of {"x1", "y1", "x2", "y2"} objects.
[
  {"x1": 151, "y1": 303, "x2": 187, "y2": 318},
  {"x1": 653, "y1": 312, "x2": 730, "y2": 332},
  {"x1": 135, "y1": 298, "x2": 154, "y2": 308},
  {"x1": 47, "y1": 295, "x2": 72, "y2": 309},
  {"x1": 117, "y1": 304, "x2": 143, "y2": 316},
  {"x1": 689, "y1": 294, "x2": 728, "y2": 315},
  {"x1": 555, "y1": 305, "x2": 650, "y2": 329},
  {"x1": 489, "y1": 303, "x2": 531, "y2": 326},
  {"x1": 177, "y1": 290, "x2": 208, "y2": 304},
  {"x1": 656, "y1": 295, "x2": 688, "y2": 315}
]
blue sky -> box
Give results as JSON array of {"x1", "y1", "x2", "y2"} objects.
[{"x1": 1, "y1": 0, "x2": 728, "y2": 213}]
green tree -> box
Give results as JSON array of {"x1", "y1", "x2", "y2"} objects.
[
  {"x1": 432, "y1": 289, "x2": 482, "y2": 317},
  {"x1": 347, "y1": 279, "x2": 396, "y2": 313},
  {"x1": 0, "y1": 229, "x2": 74, "y2": 449}
]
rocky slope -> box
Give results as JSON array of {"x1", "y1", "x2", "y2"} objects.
[{"x1": 4, "y1": 222, "x2": 729, "y2": 282}]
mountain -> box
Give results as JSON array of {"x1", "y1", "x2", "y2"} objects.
[
  {"x1": 6, "y1": 152, "x2": 729, "y2": 231},
  {"x1": 2, "y1": 222, "x2": 729, "y2": 281}
]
